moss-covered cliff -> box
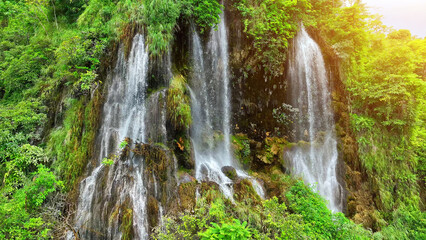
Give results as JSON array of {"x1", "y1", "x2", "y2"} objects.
[{"x1": 0, "y1": 0, "x2": 424, "y2": 239}]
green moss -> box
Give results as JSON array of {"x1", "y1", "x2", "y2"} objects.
[
  {"x1": 350, "y1": 114, "x2": 420, "y2": 217},
  {"x1": 178, "y1": 181, "x2": 197, "y2": 211},
  {"x1": 256, "y1": 137, "x2": 287, "y2": 165},
  {"x1": 178, "y1": 166, "x2": 192, "y2": 174},
  {"x1": 167, "y1": 75, "x2": 192, "y2": 131},
  {"x1": 47, "y1": 89, "x2": 102, "y2": 191},
  {"x1": 132, "y1": 143, "x2": 171, "y2": 182},
  {"x1": 232, "y1": 134, "x2": 252, "y2": 166},
  {"x1": 234, "y1": 179, "x2": 261, "y2": 204},
  {"x1": 108, "y1": 198, "x2": 134, "y2": 240},
  {"x1": 154, "y1": 176, "x2": 372, "y2": 240},
  {"x1": 167, "y1": 75, "x2": 194, "y2": 168},
  {"x1": 121, "y1": 207, "x2": 133, "y2": 240},
  {"x1": 235, "y1": 0, "x2": 311, "y2": 76},
  {"x1": 147, "y1": 195, "x2": 159, "y2": 228}
]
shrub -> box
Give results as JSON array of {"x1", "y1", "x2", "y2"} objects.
[
  {"x1": 235, "y1": 0, "x2": 311, "y2": 76},
  {"x1": 199, "y1": 219, "x2": 252, "y2": 240},
  {"x1": 0, "y1": 165, "x2": 63, "y2": 239}
]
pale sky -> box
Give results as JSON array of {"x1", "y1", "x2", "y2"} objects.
[{"x1": 362, "y1": 0, "x2": 426, "y2": 37}]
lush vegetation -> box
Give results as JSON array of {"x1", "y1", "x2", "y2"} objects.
[
  {"x1": 0, "y1": 0, "x2": 424, "y2": 239},
  {"x1": 154, "y1": 179, "x2": 373, "y2": 239},
  {"x1": 0, "y1": 0, "x2": 221, "y2": 238},
  {"x1": 312, "y1": 0, "x2": 425, "y2": 223},
  {"x1": 236, "y1": 0, "x2": 311, "y2": 76},
  {"x1": 167, "y1": 75, "x2": 192, "y2": 130},
  {"x1": 235, "y1": 0, "x2": 425, "y2": 237}
]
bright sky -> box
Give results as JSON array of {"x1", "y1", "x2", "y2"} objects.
[{"x1": 362, "y1": 0, "x2": 426, "y2": 37}]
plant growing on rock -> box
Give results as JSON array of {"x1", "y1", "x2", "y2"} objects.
[
  {"x1": 235, "y1": 0, "x2": 311, "y2": 76},
  {"x1": 167, "y1": 75, "x2": 192, "y2": 131}
]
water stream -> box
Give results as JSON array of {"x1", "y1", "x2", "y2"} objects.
[
  {"x1": 286, "y1": 25, "x2": 344, "y2": 212},
  {"x1": 190, "y1": 11, "x2": 264, "y2": 199},
  {"x1": 70, "y1": 34, "x2": 150, "y2": 239}
]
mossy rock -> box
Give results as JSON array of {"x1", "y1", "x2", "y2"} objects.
[
  {"x1": 121, "y1": 207, "x2": 133, "y2": 240},
  {"x1": 255, "y1": 170, "x2": 296, "y2": 202},
  {"x1": 147, "y1": 195, "x2": 159, "y2": 228},
  {"x1": 221, "y1": 166, "x2": 237, "y2": 180},
  {"x1": 234, "y1": 178, "x2": 261, "y2": 204},
  {"x1": 178, "y1": 181, "x2": 197, "y2": 211},
  {"x1": 174, "y1": 135, "x2": 195, "y2": 169},
  {"x1": 256, "y1": 137, "x2": 288, "y2": 165},
  {"x1": 108, "y1": 197, "x2": 134, "y2": 240},
  {"x1": 119, "y1": 137, "x2": 132, "y2": 160},
  {"x1": 166, "y1": 74, "x2": 191, "y2": 131},
  {"x1": 282, "y1": 140, "x2": 311, "y2": 157},
  {"x1": 200, "y1": 181, "x2": 220, "y2": 199},
  {"x1": 132, "y1": 143, "x2": 171, "y2": 182},
  {"x1": 231, "y1": 134, "x2": 252, "y2": 167},
  {"x1": 347, "y1": 199, "x2": 357, "y2": 217},
  {"x1": 199, "y1": 184, "x2": 222, "y2": 203}
]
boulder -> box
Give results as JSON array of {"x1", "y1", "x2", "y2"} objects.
[
  {"x1": 221, "y1": 166, "x2": 237, "y2": 180},
  {"x1": 179, "y1": 172, "x2": 196, "y2": 185}
]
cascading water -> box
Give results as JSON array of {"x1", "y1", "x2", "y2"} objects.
[
  {"x1": 145, "y1": 89, "x2": 168, "y2": 145},
  {"x1": 286, "y1": 25, "x2": 343, "y2": 212},
  {"x1": 69, "y1": 34, "x2": 150, "y2": 239},
  {"x1": 190, "y1": 10, "x2": 264, "y2": 199}
]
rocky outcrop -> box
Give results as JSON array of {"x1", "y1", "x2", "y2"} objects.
[
  {"x1": 225, "y1": 1, "x2": 289, "y2": 140},
  {"x1": 221, "y1": 166, "x2": 237, "y2": 180}
]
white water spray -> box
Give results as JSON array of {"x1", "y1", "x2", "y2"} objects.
[
  {"x1": 190, "y1": 11, "x2": 264, "y2": 199},
  {"x1": 70, "y1": 34, "x2": 150, "y2": 239},
  {"x1": 286, "y1": 25, "x2": 344, "y2": 212}
]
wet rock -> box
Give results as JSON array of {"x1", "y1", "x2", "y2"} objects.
[
  {"x1": 178, "y1": 181, "x2": 197, "y2": 211},
  {"x1": 176, "y1": 136, "x2": 195, "y2": 169},
  {"x1": 221, "y1": 166, "x2": 237, "y2": 180},
  {"x1": 179, "y1": 172, "x2": 196, "y2": 185},
  {"x1": 234, "y1": 178, "x2": 261, "y2": 204},
  {"x1": 147, "y1": 195, "x2": 159, "y2": 229},
  {"x1": 199, "y1": 164, "x2": 209, "y2": 179},
  {"x1": 200, "y1": 181, "x2": 221, "y2": 202}
]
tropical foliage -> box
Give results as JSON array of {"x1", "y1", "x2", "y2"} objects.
[{"x1": 0, "y1": 0, "x2": 424, "y2": 239}]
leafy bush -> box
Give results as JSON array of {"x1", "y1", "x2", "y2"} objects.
[
  {"x1": 144, "y1": 0, "x2": 181, "y2": 56},
  {"x1": 154, "y1": 181, "x2": 371, "y2": 240},
  {"x1": 48, "y1": 94, "x2": 102, "y2": 190},
  {"x1": 350, "y1": 113, "x2": 420, "y2": 213},
  {"x1": 377, "y1": 206, "x2": 426, "y2": 240},
  {"x1": 0, "y1": 165, "x2": 63, "y2": 239},
  {"x1": 199, "y1": 219, "x2": 252, "y2": 240},
  {"x1": 181, "y1": 0, "x2": 222, "y2": 33},
  {"x1": 235, "y1": 0, "x2": 311, "y2": 76},
  {"x1": 262, "y1": 196, "x2": 307, "y2": 239},
  {"x1": 286, "y1": 181, "x2": 371, "y2": 239},
  {"x1": 144, "y1": 0, "x2": 223, "y2": 55}
]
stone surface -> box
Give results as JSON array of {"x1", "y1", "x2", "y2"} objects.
[{"x1": 221, "y1": 166, "x2": 237, "y2": 180}]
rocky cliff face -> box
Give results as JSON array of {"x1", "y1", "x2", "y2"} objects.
[
  {"x1": 225, "y1": 2, "x2": 288, "y2": 140},
  {"x1": 67, "y1": 3, "x2": 380, "y2": 237},
  {"x1": 223, "y1": 3, "x2": 378, "y2": 227}
]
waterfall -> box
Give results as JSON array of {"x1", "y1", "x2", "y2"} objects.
[
  {"x1": 286, "y1": 25, "x2": 343, "y2": 212},
  {"x1": 69, "y1": 34, "x2": 150, "y2": 239},
  {"x1": 145, "y1": 89, "x2": 168, "y2": 145},
  {"x1": 190, "y1": 12, "x2": 234, "y2": 198},
  {"x1": 190, "y1": 11, "x2": 265, "y2": 199}
]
